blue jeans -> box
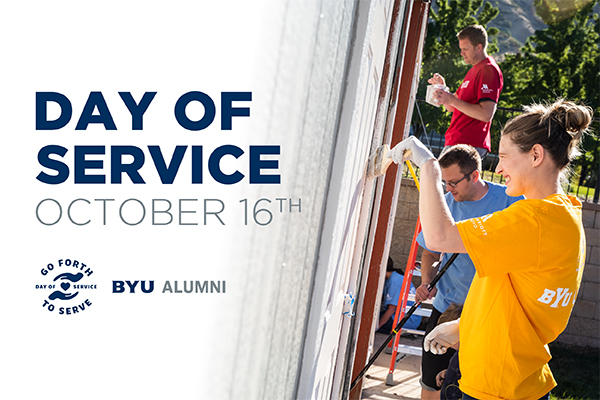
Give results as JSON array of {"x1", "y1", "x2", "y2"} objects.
[
  {"x1": 462, "y1": 392, "x2": 550, "y2": 400},
  {"x1": 440, "y1": 352, "x2": 461, "y2": 400}
]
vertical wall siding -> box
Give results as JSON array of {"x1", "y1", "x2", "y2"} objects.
[
  {"x1": 297, "y1": 0, "x2": 398, "y2": 398},
  {"x1": 225, "y1": 1, "x2": 362, "y2": 399}
]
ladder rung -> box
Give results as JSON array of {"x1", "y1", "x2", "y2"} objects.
[
  {"x1": 394, "y1": 344, "x2": 422, "y2": 356},
  {"x1": 406, "y1": 307, "x2": 431, "y2": 317},
  {"x1": 406, "y1": 293, "x2": 433, "y2": 303},
  {"x1": 401, "y1": 328, "x2": 426, "y2": 335}
]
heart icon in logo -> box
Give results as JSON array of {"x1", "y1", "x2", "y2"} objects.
[{"x1": 61, "y1": 282, "x2": 70, "y2": 291}]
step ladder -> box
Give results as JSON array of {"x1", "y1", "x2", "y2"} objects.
[
  {"x1": 384, "y1": 215, "x2": 432, "y2": 385},
  {"x1": 385, "y1": 267, "x2": 432, "y2": 357}
]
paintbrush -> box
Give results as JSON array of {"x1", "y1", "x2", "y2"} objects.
[{"x1": 366, "y1": 144, "x2": 411, "y2": 177}]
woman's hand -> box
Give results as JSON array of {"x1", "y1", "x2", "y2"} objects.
[{"x1": 424, "y1": 319, "x2": 460, "y2": 355}]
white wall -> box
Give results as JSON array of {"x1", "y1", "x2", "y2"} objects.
[
  {"x1": 224, "y1": 0, "x2": 400, "y2": 398},
  {"x1": 223, "y1": 1, "x2": 362, "y2": 399}
]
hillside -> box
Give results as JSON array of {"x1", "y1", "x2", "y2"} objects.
[
  {"x1": 485, "y1": 0, "x2": 599, "y2": 58},
  {"x1": 488, "y1": 0, "x2": 548, "y2": 56}
]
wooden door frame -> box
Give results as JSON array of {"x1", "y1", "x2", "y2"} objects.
[{"x1": 348, "y1": 0, "x2": 430, "y2": 397}]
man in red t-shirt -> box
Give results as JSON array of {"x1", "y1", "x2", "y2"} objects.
[{"x1": 430, "y1": 25, "x2": 503, "y2": 159}]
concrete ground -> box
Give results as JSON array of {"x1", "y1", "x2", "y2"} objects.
[{"x1": 360, "y1": 332, "x2": 424, "y2": 400}]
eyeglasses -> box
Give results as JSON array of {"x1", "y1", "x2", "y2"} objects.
[{"x1": 442, "y1": 169, "x2": 476, "y2": 191}]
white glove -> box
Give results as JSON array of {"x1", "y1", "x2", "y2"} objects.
[
  {"x1": 423, "y1": 318, "x2": 460, "y2": 355},
  {"x1": 388, "y1": 136, "x2": 435, "y2": 168}
]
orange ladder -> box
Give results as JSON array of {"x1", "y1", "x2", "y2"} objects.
[{"x1": 385, "y1": 163, "x2": 432, "y2": 385}]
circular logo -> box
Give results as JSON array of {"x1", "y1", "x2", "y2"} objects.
[{"x1": 37, "y1": 258, "x2": 97, "y2": 315}]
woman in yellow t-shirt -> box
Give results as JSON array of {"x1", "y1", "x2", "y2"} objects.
[{"x1": 387, "y1": 99, "x2": 592, "y2": 400}]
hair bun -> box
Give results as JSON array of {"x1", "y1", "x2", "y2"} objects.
[
  {"x1": 507, "y1": 98, "x2": 593, "y2": 171},
  {"x1": 545, "y1": 99, "x2": 593, "y2": 139}
]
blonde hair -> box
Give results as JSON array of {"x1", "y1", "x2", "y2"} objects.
[{"x1": 502, "y1": 99, "x2": 592, "y2": 172}]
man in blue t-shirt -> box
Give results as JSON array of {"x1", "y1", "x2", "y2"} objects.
[
  {"x1": 377, "y1": 257, "x2": 421, "y2": 334},
  {"x1": 415, "y1": 144, "x2": 523, "y2": 400}
]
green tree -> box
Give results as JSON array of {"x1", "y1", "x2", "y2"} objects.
[
  {"x1": 500, "y1": 0, "x2": 599, "y2": 192},
  {"x1": 414, "y1": 0, "x2": 500, "y2": 153},
  {"x1": 535, "y1": 0, "x2": 596, "y2": 24},
  {"x1": 500, "y1": 0, "x2": 599, "y2": 110}
]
